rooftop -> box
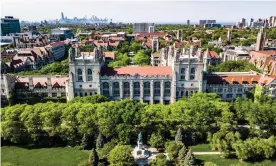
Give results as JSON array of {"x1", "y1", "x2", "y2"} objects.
[{"x1": 101, "y1": 66, "x2": 172, "y2": 76}]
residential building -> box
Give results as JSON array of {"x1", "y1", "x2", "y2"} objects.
[
  {"x1": 187, "y1": 20, "x2": 190, "y2": 26},
  {"x1": 249, "y1": 18, "x2": 254, "y2": 27},
  {"x1": 51, "y1": 28, "x2": 74, "y2": 40},
  {"x1": 134, "y1": 23, "x2": 155, "y2": 33},
  {"x1": 241, "y1": 18, "x2": 246, "y2": 27},
  {"x1": 1, "y1": 16, "x2": 20, "y2": 36},
  {"x1": 12, "y1": 33, "x2": 49, "y2": 48},
  {"x1": 45, "y1": 41, "x2": 65, "y2": 61},
  {"x1": 222, "y1": 47, "x2": 250, "y2": 61},
  {"x1": 204, "y1": 50, "x2": 222, "y2": 66},
  {"x1": 199, "y1": 20, "x2": 216, "y2": 26},
  {"x1": 14, "y1": 76, "x2": 68, "y2": 104},
  {"x1": 204, "y1": 23, "x2": 221, "y2": 28},
  {"x1": 203, "y1": 71, "x2": 276, "y2": 101},
  {"x1": 255, "y1": 28, "x2": 266, "y2": 51}
]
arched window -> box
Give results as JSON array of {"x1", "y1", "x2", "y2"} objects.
[
  {"x1": 77, "y1": 69, "x2": 83, "y2": 81},
  {"x1": 164, "y1": 81, "x2": 171, "y2": 96},
  {"x1": 134, "y1": 82, "x2": 140, "y2": 97},
  {"x1": 154, "y1": 82, "x2": 160, "y2": 96},
  {"x1": 180, "y1": 68, "x2": 185, "y2": 80},
  {"x1": 113, "y1": 82, "x2": 120, "y2": 97},
  {"x1": 186, "y1": 91, "x2": 189, "y2": 97},
  {"x1": 190, "y1": 68, "x2": 196, "y2": 80},
  {"x1": 176, "y1": 91, "x2": 179, "y2": 97},
  {"x1": 123, "y1": 82, "x2": 130, "y2": 97},
  {"x1": 87, "y1": 69, "x2": 92, "y2": 81},
  {"x1": 102, "y1": 82, "x2": 109, "y2": 97},
  {"x1": 144, "y1": 82, "x2": 150, "y2": 97}
]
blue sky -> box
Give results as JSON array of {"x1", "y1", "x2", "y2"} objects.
[{"x1": 1, "y1": 0, "x2": 276, "y2": 23}]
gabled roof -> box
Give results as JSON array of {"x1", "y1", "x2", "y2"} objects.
[{"x1": 204, "y1": 50, "x2": 220, "y2": 59}]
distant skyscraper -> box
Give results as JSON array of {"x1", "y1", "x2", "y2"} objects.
[
  {"x1": 199, "y1": 20, "x2": 216, "y2": 25},
  {"x1": 249, "y1": 18, "x2": 254, "y2": 27},
  {"x1": 227, "y1": 29, "x2": 232, "y2": 42},
  {"x1": 61, "y1": 12, "x2": 64, "y2": 20},
  {"x1": 187, "y1": 19, "x2": 190, "y2": 26},
  {"x1": 241, "y1": 18, "x2": 246, "y2": 26},
  {"x1": 255, "y1": 27, "x2": 266, "y2": 51},
  {"x1": 0, "y1": 16, "x2": 20, "y2": 36}
]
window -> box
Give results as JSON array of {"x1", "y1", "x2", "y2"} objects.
[
  {"x1": 52, "y1": 93, "x2": 57, "y2": 97},
  {"x1": 134, "y1": 82, "x2": 140, "y2": 97},
  {"x1": 190, "y1": 68, "x2": 196, "y2": 80},
  {"x1": 89, "y1": 84, "x2": 92, "y2": 87},
  {"x1": 102, "y1": 82, "x2": 109, "y2": 97},
  {"x1": 227, "y1": 94, "x2": 233, "y2": 98},
  {"x1": 123, "y1": 82, "x2": 130, "y2": 97},
  {"x1": 237, "y1": 88, "x2": 243, "y2": 92},
  {"x1": 218, "y1": 88, "x2": 223, "y2": 92},
  {"x1": 61, "y1": 93, "x2": 66, "y2": 97},
  {"x1": 90, "y1": 92, "x2": 93, "y2": 95},
  {"x1": 186, "y1": 91, "x2": 189, "y2": 97},
  {"x1": 154, "y1": 82, "x2": 160, "y2": 96},
  {"x1": 42, "y1": 93, "x2": 48, "y2": 97},
  {"x1": 79, "y1": 85, "x2": 82, "y2": 88},
  {"x1": 228, "y1": 88, "x2": 232, "y2": 92},
  {"x1": 77, "y1": 69, "x2": 83, "y2": 81},
  {"x1": 236, "y1": 94, "x2": 242, "y2": 98},
  {"x1": 180, "y1": 68, "x2": 185, "y2": 80},
  {"x1": 85, "y1": 92, "x2": 87, "y2": 96},
  {"x1": 79, "y1": 92, "x2": 83, "y2": 97},
  {"x1": 144, "y1": 82, "x2": 150, "y2": 97},
  {"x1": 164, "y1": 82, "x2": 171, "y2": 96},
  {"x1": 164, "y1": 100, "x2": 170, "y2": 105},
  {"x1": 87, "y1": 69, "x2": 92, "y2": 81},
  {"x1": 113, "y1": 82, "x2": 120, "y2": 97}
]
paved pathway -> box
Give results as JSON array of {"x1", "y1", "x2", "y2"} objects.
[{"x1": 193, "y1": 152, "x2": 223, "y2": 155}]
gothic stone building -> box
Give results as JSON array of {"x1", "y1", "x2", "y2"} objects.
[{"x1": 66, "y1": 46, "x2": 206, "y2": 104}]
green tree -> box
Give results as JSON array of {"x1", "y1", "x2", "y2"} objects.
[
  {"x1": 89, "y1": 148, "x2": 99, "y2": 166},
  {"x1": 175, "y1": 128, "x2": 184, "y2": 143},
  {"x1": 133, "y1": 50, "x2": 150, "y2": 66},
  {"x1": 150, "y1": 154, "x2": 168, "y2": 166},
  {"x1": 183, "y1": 149, "x2": 195, "y2": 166},
  {"x1": 178, "y1": 145, "x2": 188, "y2": 166},
  {"x1": 108, "y1": 145, "x2": 134, "y2": 166},
  {"x1": 165, "y1": 141, "x2": 184, "y2": 161},
  {"x1": 96, "y1": 133, "x2": 104, "y2": 149},
  {"x1": 148, "y1": 132, "x2": 165, "y2": 149}
]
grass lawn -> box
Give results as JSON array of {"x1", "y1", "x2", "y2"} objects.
[
  {"x1": 190, "y1": 143, "x2": 212, "y2": 152},
  {"x1": 196, "y1": 155, "x2": 276, "y2": 166},
  {"x1": 1, "y1": 146, "x2": 90, "y2": 166}
]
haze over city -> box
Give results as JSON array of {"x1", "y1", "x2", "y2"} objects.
[{"x1": 2, "y1": 0, "x2": 276, "y2": 23}]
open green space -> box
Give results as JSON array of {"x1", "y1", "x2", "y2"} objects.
[
  {"x1": 190, "y1": 143, "x2": 212, "y2": 152},
  {"x1": 1, "y1": 146, "x2": 89, "y2": 166},
  {"x1": 196, "y1": 155, "x2": 276, "y2": 166}
]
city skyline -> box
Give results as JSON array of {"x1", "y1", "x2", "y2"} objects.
[{"x1": 2, "y1": 0, "x2": 276, "y2": 23}]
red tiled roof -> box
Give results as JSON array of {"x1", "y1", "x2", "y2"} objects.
[
  {"x1": 204, "y1": 50, "x2": 220, "y2": 58},
  {"x1": 204, "y1": 73, "x2": 276, "y2": 85},
  {"x1": 152, "y1": 52, "x2": 161, "y2": 57},
  {"x1": 175, "y1": 41, "x2": 202, "y2": 48},
  {"x1": 104, "y1": 52, "x2": 115, "y2": 59},
  {"x1": 250, "y1": 50, "x2": 276, "y2": 58},
  {"x1": 15, "y1": 76, "x2": 69, "y2": 88},
  {"x1": 48, "y1": 41, "x2": 64, "y2": 48},
  {"x1": 101, "y1": 66, "x2": 172, "y2": 76}
]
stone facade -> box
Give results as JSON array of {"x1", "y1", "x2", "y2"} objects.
[{"x1": 66, "y1": 45, "x2": 206, "y2": 104}]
